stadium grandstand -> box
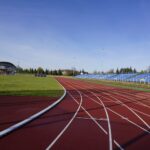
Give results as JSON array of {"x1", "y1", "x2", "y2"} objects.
[
  {"x1": 0, "y1": 62, "x2": 16, "y2": 75},
  {"x1": 75, "y1": 73, "x2": 150, "y2": 83}
]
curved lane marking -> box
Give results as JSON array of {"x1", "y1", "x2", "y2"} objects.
[
  {"x1": 66, "y1": 81, "x2": 123, "y2": 150},
  {"x1": 109, "y1": 90, "x2": 150, "y2": 109},
  {"x1": 70, "y1": 81, "x2": 150, "y2": 133},
  {"x1": 46, "y1": 83, "x2": 83, "y2": 150},
  {"x1": 131, "y1": 108, "x2": 150, "y2": 117},
  {"x1": 0, "y1": 79, "x2": 66, "y2": 138},
  {"x1": 90, "y1": 91, "x2": 113, "y2": 150},
  {"x1": 73, "y1": 80, "x2": 150, "y2": 130},
  {"x1": 103, "y1": 92, "x2": 150, "y2": 129},
  {"x1": 83, "y1": 90, "x2": 150, "y2": 134}
]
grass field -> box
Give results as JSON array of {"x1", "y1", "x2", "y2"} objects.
[
  {"x1": 0, "y1": 74, "x2": 63, "y2": 97},
  {"x1": 77, "y1": 78, "x2": 150, "y2": 92}
]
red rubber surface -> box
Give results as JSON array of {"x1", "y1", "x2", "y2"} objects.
[
  {"x1": 0, "y1": 96, "x2": 58, "y2": 130},
  {"x1": 0, "y1": 77, "x2": 150, "y2": 150}
]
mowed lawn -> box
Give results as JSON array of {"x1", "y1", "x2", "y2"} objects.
[{"x1": 0, "y1": 74, "x2": 63, "y2": 97}]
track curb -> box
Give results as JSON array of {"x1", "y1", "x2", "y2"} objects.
[{"x1": 0, "y1": 80, "x2": 66, "y2": 138}]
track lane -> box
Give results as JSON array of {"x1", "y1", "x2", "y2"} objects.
[
  {"x1": 72, "y1": 79, "x2": 150, "y2": 129},
  {"x1": 0, "y1": 77, "x2": 149, "y2": 150},
  {"x1": 46, "y1": 82, "x2": 83, "y2": 150},
  {"x1": 62, "y1": 79, "x2": 122, "y2": 149},
  {"x1": 49, "y1": 82, "x2": 110, "y2": 150},
  {"x1": 0, "y1": 82, "x2": 79, "y2": 150},
  {"x1": 65, "y1": 78, "x2": 150, "y2": 149},
  {"x1": 48, "y1": 78, "x2": 111, "y2": 150},
  {"x1": 0, "y1": 96, "x2": 57, "y2": 131}
]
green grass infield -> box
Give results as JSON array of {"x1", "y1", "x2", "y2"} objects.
[{"x1": 0, "y1": 74, "x2": 63, "y2": 97}]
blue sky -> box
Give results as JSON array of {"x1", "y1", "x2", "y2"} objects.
[{"x1": 0, "y1": 0, "x2": 150, "y2": 72}]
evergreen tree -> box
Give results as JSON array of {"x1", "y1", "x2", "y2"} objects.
[
  {"x1": 116, "y1": 68, "x2": 119, "y2": 74},
  {"x1": 45, "y1": 69, "x2": 49, "y2": 75},
  {"x1": 58, "y1": 69, "x2": 62, "y2": 75}
]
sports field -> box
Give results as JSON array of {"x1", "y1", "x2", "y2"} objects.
[
  {"x1": 0, "y1": 77, "x2": 150, "y2": 150},
  {"x1": 0, "y1": 74, "x2": 64, "y2": 135},
  {"x1": 0, "y1": 74, "x2": 63, "y2": 97}
]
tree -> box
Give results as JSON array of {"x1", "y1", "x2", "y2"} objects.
[
  {"x1": 53, "y1": 70, "x2": 58, "y2": 75},
  {"x1": 133, "y1": 68, "x2": 137, "y2": 73},
  {"x1": 37, "y1": 67, "x2": 44, "y2": 73},
  {"x1": 16, "y1": 66, "x2": 23, "y2": 73},
  {"x1": 45, "y1": 69, "x2": 49, "y2": 75},
  {"x1": 116, "y1": 68, "x2": 119, "y2": 74},
  {"x1": 58, "y1": 69, "x2": 62, "y2": 75}
]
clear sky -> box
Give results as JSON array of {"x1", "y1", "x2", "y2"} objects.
[{"x1": 0, "y1": 0, "x2": 150, "y2": 72}]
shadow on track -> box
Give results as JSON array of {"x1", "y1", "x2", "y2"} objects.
[{"x1": 115, "y1": 129, "x2": 150, "y2": 150}]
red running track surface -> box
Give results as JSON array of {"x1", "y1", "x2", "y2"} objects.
[
  {"x1": 0, "y1": 96, "x2": 58, "y2": 131},
  {"x1": 0, "y1": 77, "x2": 150, "y2": 150}
]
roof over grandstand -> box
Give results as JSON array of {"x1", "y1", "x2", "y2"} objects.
[{"x1": 0, "y1": 62, "x2": 16, "y2": 69}]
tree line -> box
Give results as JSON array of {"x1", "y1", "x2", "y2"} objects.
[
  {"x1": 16, "y1": 67, "x2": 63, "y2": 75},
  {"x1": 16, "y1": 66, "x2": 150, "y2": 76},
  {"x1": 16, "y1": 66, "x2": 82, "y2": 76},
  {"x1": 116, "y1": 67, "x2": 137, "y2": 74}
]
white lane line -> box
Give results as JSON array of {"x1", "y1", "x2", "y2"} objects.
[
  {"x1": 76, "y1": 116, "x2": 108, "y2": 121},
  {"x1": 107, "y1": 108, "x2": 150, "y2": 134},
  {"x1": 85, "y1": 83, "x2": 150, "y2": 129},
  {"x1": 136, "y1": 102, "x2": 150, "y2": 109},
  {"x1": 117, "y1": 90, "x2": 150, "y2": 99},
  {"x1": 69, "y1": 81, "x2": 150, "y2": 132},
  {"x1": 69, "y1": 91, "x2": 124, "y2": 150},
  {"x1": 66, "y1": 82, "x2": 123, "y2": 150},
  {"x1": 131, "y1": 108, "x2": 150, "y2": 118},
  {"x1": 90, "y1": 91, "x2": 113, "y2": 150},
  {"x1": 0, "y1": 80, "x2": 66, "y2": 138},
  {"x1": 68, "y1": 92, "x2": 108, "y2": 135},
  {"x1": 103, "y1": 92, "x2": 150, "y2": 129},
  {"x1": 69, "y1": 82, "x2": 150, "y2": 143},
  {"x1": 113, "y1": 91, "x2": 150, "y2": 109},
  {"x1": 81, "y1": 90, "x2": 150, "y2": 133},
  {"x1": 46, "y1": 88, "x2": 83, "y2": 150},
  {"x1": 66, "y1": 82, "x2": 108, "y2": 134},
  {"x1": 69, "y1": 80, "x2": 150, "y2": 146},
  {"x1": 94, "y1": 91, "x2": 150, "y2": 119},
  {"x1": 116, "y1": 91, "x2": 150, "y2": 108}
]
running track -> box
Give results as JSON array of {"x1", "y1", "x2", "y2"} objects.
[{"x1": 0, "y1": 77, "x2": 150, "y2": 150}]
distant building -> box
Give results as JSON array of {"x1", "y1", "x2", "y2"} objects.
[
  {"x1": 62, "y1": 69, "x2": 73, "y2": 76},
  {"x1": 0, "y1": 62, "x2": 16, "y2": 75}
]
